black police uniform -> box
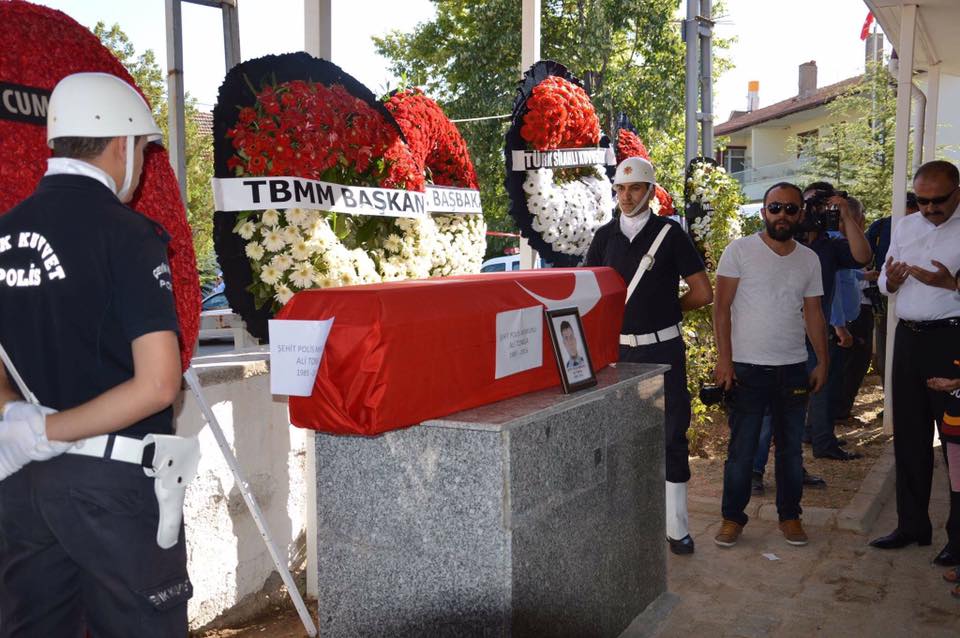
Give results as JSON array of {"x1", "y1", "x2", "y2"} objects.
[
  {"x1": 0, "y1": 174, "x2": 191, "y2": 636},
  {"x1": 585, "y1": 214, "x2": 705, "y2": 483}
]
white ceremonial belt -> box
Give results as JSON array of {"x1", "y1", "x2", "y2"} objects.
[
  {"x1": 65, "y1": 434, "x2": 146, "y2": 465},
  {"x1": 620, "y1": 323, "x2": 681, "y2": 347}
]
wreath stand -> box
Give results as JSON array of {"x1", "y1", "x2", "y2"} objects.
[{"x1": 183, "y1": 368, "x2": 318, "y2": 637}]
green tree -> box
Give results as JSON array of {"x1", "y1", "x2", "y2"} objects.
[
  {"x1": 374, "y1": 0, "x2": 731, "y2": 252},
  {"x1": 797, "y1": 60, "x2": 900, "y2": 222},
  {"x1": 94, "y1": 22, "x2": 217, "y2": 283}
]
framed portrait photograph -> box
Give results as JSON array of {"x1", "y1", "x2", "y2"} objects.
[{"x1": 545, "y1": 307, "x2": 597, "y2": 393}]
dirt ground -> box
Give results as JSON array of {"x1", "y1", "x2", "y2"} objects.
[
  {"x1": 688, "y1": 374, "x2": 890, "y2": 508},
  {"x1": 195, "y1": 375, "x2": 891, "y2": 638}
]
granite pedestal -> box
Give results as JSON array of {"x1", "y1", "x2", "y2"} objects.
[{"x1": 314, "y1": 362, "x2": 668, "y2": 637}]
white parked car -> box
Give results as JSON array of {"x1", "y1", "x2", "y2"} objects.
[{"x1": 480, "y1": 255, "x2": 549, "y2": 272}]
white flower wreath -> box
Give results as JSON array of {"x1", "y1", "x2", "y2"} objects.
[
  {"x1": 522, "y1": 165, "x2": 614, "y2": 258},
  {"x1": 234, "y1": 208, "x2": 486, "y2": 307}
]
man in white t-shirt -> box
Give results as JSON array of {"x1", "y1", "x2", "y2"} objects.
[{"x1": 712, "y1": 182, "x2": 829, "y2": 548}]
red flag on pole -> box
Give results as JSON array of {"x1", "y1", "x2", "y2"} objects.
[{"x1": 860, "y1": 12, "x2": 874, "y2": 40}]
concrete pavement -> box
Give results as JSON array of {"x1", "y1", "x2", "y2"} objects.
[{"x1": 652, "y1": 447, "x2": 960, "y2": 637}]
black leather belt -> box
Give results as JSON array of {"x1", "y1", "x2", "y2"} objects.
[{"x1": 900, "y1": 317, "x2": 960, "y2": 332}]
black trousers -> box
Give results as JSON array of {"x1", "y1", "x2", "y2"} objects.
[
  {"x1": 835, "y1": 304, "x2": 875, "y2": 418},
  {"x1": 620, "y1": 336, "x2": 691, "y2": 483},
  {"x1": 0, "y1": 454, "x2": 191, "y2": 638},
  {"x1": 891, "y1": 322, "x2": 960, "y2": 549},
  {"x1": 874, "y1": 310, "x2": 887, "y2": 385}
]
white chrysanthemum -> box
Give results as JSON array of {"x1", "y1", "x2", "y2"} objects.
[
  {"x1": 282, "y1": 226, "x2": 301, "y2": 245},
  {"x1": 270, "y1": 253, "x2": 294, "y2": 271},
  {"x1": 383, "y1": 233, "x2": 403, "y2": 253},
  {"x1": 260, "y1": 264, "x2": 282, "y2": 285},
  {"x1": 262, "y1": 229, "x2": 287, "y2": 252},
  {"x1": 290, "y1": 262, "x2": 315, "y2": 288},
  {"x1": 274, "y1": 283, "x2": 294, "y2": 305},
  {"x1": 235, "y1": 220, "x2": 257, "y2": 240},
  {"x1": 261, "y1": 209, "x2": 280, "y2": 227},
  {"x1": 285, "y1": 208, "x2": 309, "y2": 228},
  {"x1": 245, "y1": 241, "x2": 265, "y2": 261},
  {"x1": 290, "y1": 238, "x2": 312, "y2": 261}
]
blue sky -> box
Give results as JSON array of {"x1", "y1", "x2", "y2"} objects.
[{"x1": 36, "y1": 0, "x2": 882, "y2": 123}]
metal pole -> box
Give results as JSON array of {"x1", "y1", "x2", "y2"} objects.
[
  {"x1": 923, "y1": 64, "x2": 941, "y2": 160},
  {"x1": 520, "y1": 0, "x2": 541, "y2": 269},
  {"x1": 684, "y1": 0, "x2": 698, "y2": 167},
  {"x1": 699, "y1": 0, "x2": 714, "y2": 159},
  {"x1": 911, "y1": 85, "x2": 926, "y2": 173},
  {"x1": 183, "y1": 369, "x2": 318, "y2": 637},
  {"x1": 164, "y1": 0, "x2": 188, "y2": 202},
  {"x1": 883, "y1": 3, "x2": 917, "y2": 436},
  {"x1": 221, "y1": 0, "x2": 241, "y2": 71}
]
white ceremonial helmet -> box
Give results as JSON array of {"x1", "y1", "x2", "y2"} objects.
[
  {"x1": 47, "y1": 72, "x2": 162, "y2": 200},
  {"x1": 613, "y1": 156, "x2": 655, "y2": 186}
]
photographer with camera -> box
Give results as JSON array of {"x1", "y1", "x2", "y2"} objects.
[
  {"x1": 834, "y1": 197, "x2": 875, "y2": 420},
  {"x1": 798, "y1": 181, "x2": 872, "y2": 461},
  {"x1": 712, "y1": 182, "x2": 827, "y2": 548}
]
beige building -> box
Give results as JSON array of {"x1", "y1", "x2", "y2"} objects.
[{"x1": 716, "y1": 32, "x2": 960, "y2": 204}]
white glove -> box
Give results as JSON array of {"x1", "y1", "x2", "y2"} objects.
[
  {"x1": 3, "y1": 401, "x2": 73, "y2": 461},
  {"x1": 0, "y1": 418, "x2": 42, "y2": 480}
]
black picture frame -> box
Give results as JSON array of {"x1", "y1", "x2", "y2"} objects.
[{"x1": 544, "y1": 307, "x2": 597, "y2": 393}]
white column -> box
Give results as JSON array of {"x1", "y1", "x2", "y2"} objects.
[
  {"x1": 923, "y1": 64, "x2": 941, "y2": 161},
  {"x1": 302, "y1": 0, "x2": 333, "y2": 598},
  {"x1": 883, "y1": 3, "x2": 917, "y2": 435},
  {"x1": 519, "y1": 0, "x2": 541, "y2": 269},
  {"x1": 222, "y1": 0, "x2": 242, "y2": 71},
  {"x1": 304, "y1": 0, "x2": 333, "y2": 59},
  {"x1": 164, "y1": 0, "x2": 187, "y2": 202}
]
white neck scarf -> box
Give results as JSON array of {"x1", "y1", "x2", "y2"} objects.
[
  {"x1": 45, "y1": 157, "x2": 118, "y2": 195},
  {"x1": 619, "y1": 209, "x2": 651, "y2": 242}
]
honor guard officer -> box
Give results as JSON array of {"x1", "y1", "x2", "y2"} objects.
[
  {"x1": 0, "y1": 73, "x2": 191, "y2": 636},
  {"x1": 585, "y1": 157, "x2": 713, "y2": 555}
]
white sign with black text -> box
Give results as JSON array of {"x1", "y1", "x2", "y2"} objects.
[
  {"x1": 510, "y1": 147, "x2": 616, "y2": 171},
  {"x1": 212, "y1": 177, "x2": 484, "y2": 218},
  {"x1": 268, "y1": 318, "x2": 335, "y2": 396},
  {"x1": 494, "y1": 305, "x2": 543, "y2": 380}
]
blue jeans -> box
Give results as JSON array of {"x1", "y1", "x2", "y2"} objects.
[
  {"x1": 722, "y1": 362, "x2": 809, "y2": 526},
  {"x1": 803, "y1": 340, "x2": 845, "y2": 455},
  {"x1": 753, "y1": 410, "x2": 773, "y2": 475}
]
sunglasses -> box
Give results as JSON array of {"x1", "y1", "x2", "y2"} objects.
[
  {"x1": 765, "y1": 202, "x2": 801, "y2": 216},
  {"x1": 915, "y1": 188, "x2": 958, "y2": 206}
]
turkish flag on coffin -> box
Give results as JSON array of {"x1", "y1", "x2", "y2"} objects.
[{"x1": 278, "y1": 268, "x2": 626, "y2": 435}]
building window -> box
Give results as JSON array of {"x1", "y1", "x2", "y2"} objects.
[
  {"x1": 797, "y1": 130, "x2": 819, "y2": 158},
  {"x1": 719, "y1": 146, "x2": 746, "y2": 174}
]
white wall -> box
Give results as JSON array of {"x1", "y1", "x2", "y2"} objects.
[{"x1": 174, "y1": 358, "x2": 308, "y2": 629}]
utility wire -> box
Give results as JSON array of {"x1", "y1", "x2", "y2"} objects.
[{"x1": 451, "y1": 113, "x2": 512, "y2": 123}]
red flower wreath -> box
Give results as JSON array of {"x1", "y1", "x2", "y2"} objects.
[
  {"x1": 226, "y1": 80, "x2": 424, "y2": 191},
  {"x1": 384, "y1": 88, "x2": 478, "y2": 188},
  {"x1": 0, "y1": 0, "x2": 200, "y2": 368},
  {"x1": 615, "y1": 129, "x2": 650, "y2": 163},
  {"x1": 519, "y1": 77, "x2": 600, "y2": 150},
  {"x1": 615, "y1": 128, "x2": 675, "y2": 217}
]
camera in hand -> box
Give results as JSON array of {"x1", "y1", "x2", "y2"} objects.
[
  {"x1": 699, "y1": 383, "x2": 735, "y2": 406},
  {"x1": 801, "y1": 189, "x2": 847, "y2": 233},
  {"x1": 863, "y1": 283, "x2": 886, "y2": 313}
]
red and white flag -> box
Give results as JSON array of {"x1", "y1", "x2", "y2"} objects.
[{"x1": 860, "y1": 12, "x2": 874, "y2": 40}]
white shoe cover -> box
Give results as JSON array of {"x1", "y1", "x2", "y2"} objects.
[{"x1": 665, "y1": 480, "x2": 689, "y2": 540}]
